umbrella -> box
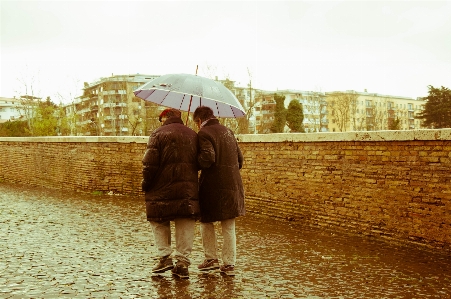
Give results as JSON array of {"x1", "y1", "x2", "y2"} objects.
[{"x1": 133, "y1": 73, "x2": 246, "y2": 124}]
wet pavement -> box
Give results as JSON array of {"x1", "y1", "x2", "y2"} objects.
[{"x1": 1, "y1": 182, "x2": 450, "y2": 299}]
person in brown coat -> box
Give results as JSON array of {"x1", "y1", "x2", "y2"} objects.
[
  {"x1": 192, "y1": 106, "x2": 245, "y2": 276},
  {"x1": 142, "y1": 108, "x2": 200, "y2": 279}
]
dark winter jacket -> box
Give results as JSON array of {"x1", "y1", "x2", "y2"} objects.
[
  {"x1": 142, "y1": 117, "x2": 200, "y2": 222},
  {"x1": 197, "y1": 118, "x2": 245, "y2": 223}
]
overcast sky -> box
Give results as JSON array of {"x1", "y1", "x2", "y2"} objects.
[{"x1": 1, "y1": 0, "x2": 451, "y2": 103}]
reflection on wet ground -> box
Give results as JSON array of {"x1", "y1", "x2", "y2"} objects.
[{"x1": 1, "y1": 182, "x2": 450, "y2": 298}]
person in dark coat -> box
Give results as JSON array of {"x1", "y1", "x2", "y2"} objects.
[
  {"x1": 142, "y1": 108, "x2": 200, "y2": 279},
  {"x1": 192, "y1": 106, "x2": 245, "y2": 276}
]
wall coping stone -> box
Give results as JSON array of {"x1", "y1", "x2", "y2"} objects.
[
  {"x1": 0, "y1": 136, "x2": 150, "y2": 143},
  {"x1": 1, "y1": 129, "x2": 450, "y2": 143},
  {"x1": 236, "y1": 129, "x2": 451, "y2": 143}
]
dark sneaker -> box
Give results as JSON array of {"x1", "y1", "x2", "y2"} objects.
[
  {"x1": 171, "y1": 261, "x2": 189, "y2": 278},
  {"x1": 152, "y1": 255, "x2": 174, "y2": 273},
  {"x1": 197, "y1": 259, "x2": 220, "y2": 271},
  {"x1": 219, "y1": 264, "x2": 235, "y2": 276}
]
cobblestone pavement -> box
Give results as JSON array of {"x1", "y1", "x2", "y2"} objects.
[{"x1": 1, "y1": 182, "x2": 450, "y2": 299}]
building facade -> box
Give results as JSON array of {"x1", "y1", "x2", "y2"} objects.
[
  {"x1": 247, "y1": 89, "x2": 426, "y2": 134},
  {"x1": 64, "y1": 74, "x2": 161, "y2": 136},
  {"x1": 63, "y1": 74, "x2": 427, "y2": 136},
  {"x1": 326, "y1": 90, "x2": 426, "y2": 132},
  {"x1": 251, "y1": 90, "x2": 328, "y2": 133},
  {"x1": 0, "y1": 97, "x2": 24, "y2": 123}
]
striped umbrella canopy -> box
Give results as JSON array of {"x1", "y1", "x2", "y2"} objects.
[{"x1": 133, "y1": 73, "x2": 246, "y2": 120}]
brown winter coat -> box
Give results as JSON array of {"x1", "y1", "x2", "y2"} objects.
[
  {"x1": 142, "y1": 117, "x2": 200, "y2": 222},
  {"x1": 197, "y1": 118, "x2": 245, "y2": 223}
]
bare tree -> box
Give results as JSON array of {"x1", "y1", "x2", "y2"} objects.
[
  {"x1": 397, "y1": 104, "x2": 409, "y2": 130},
  {"x1": 122, "y1": 82, "x2": 148, "y2": 136},
  {"x1": 303, "y1": 89, "x2": 327, "y2": 132},
  {"x1": 352, "y1": 112, "x2": 366, "y2": 131},
  {"x1": 56, "y1": 78, "x2": 82, "y2": 136},
  {"x1": 14, "y1": 69, "x2": 42, "y2": 135},
  {"x1": 372, "y1": 98, "x2": 388, "y2": 131},
  {"x1": 144, "y1": 102, "x2": 164, "y2": 135},
  {"x1": 217, "y1": 68, "x2": 258, "y2": 135},
  {"x1": 199, "y1": 63, "x2": 218, "y2": 79},
  {"x1": 328, "y1": 91, "x2": 359, "y2": 132}
]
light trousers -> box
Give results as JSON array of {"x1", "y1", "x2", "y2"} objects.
[
  {"x1": 200, "y1": 218, "x2": 236, "y2": 266},
  {"x1": 149, "y1": 218, "x2": 195, "y2": 265}
]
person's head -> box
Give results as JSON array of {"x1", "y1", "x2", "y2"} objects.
[
  {"x1": 193, "y1": 106, "x2": 215, "y2": 129},
  {"x1": 159, "y1": 108, "x2": 181, "y2": 124}
]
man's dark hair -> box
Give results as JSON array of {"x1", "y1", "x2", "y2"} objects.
[
  {"x1": 193, "y1": 106, "x2": 215, "y2": 122},
  {"x1": 159, "y1": 108, "x2": 181, "y2": 122}
]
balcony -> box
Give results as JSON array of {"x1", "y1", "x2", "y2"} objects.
[
  {"x1": 102, "y1": 90, "x2": 127, "y2": 95},
  {"x1": 103, "y1": 102, "x2": 127, "y2": 108},
  {"x1": 104, "y1": 114, "x2": 128, "y2": 121},
  {"x1": 78, "y1": 108, "x2": 91, "y2": 114}
]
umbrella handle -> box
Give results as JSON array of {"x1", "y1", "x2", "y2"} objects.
[{"x1": 186, "y1": 94, "x2": 193, "y2": 125}]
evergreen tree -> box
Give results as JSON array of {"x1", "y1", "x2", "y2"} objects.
[
  {"x1": 388, "y1": 117, "x2": 401, "y2": 130},
  {"x1": 0, "y1": 120, "x2": 31, "y2": 137},
  {"x1": 416, "y1": 85, "x2": 451, "y2": 128},
  {"x1": 270, "y1": 93, "x2": 286, "y2": 133},
  {"x1": 32, "y1": 97, "x2": 59, "y2": 136},
  {"x1": 286, "y1": 100, "x2": 305, "y2": 132}
]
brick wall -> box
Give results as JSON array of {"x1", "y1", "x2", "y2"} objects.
[{"x1": 1, "y1": 130, "x2": 450, "y2": 252}]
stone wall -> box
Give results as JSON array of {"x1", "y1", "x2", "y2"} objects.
[
  {"x1": 1, "y1": 130, "x2": 450, "y2": 251},
  {"x1": 0, "y1": 136, "x2": 147, "y2": 196}
]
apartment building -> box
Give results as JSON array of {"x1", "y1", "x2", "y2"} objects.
[
  {"x1": 64, "y1": 74, "x2": 161, "y2": 136},
  {"x1": 247, "y1": 89, "x2": 426, "y2": 133},
  {"x1": 326, "y1": 90, "x2": 426, "y2": 132},
  {"x1": 251, "y1": 90, "x2": 328, "y2": 133},
  {"x1": 62, "y1": 73, "x2": 427, "y2": 136},
  {"x1": 0, "y1": 97, "x2": 24, "y2": 123}
]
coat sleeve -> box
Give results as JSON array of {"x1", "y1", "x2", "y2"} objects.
[
  {"x1": 142, "y1": 133, "x2": 160, "y2": 191},
  {"x1": 198, "y1": 132, "x2": 216, "y2": 169}
]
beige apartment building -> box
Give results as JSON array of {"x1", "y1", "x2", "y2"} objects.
[
  {"x1": 252, "y1": 90, "x2": 328, "y2": 133},
  {"x1": 62, "y1": 74, "x2": 426, "y2": 136},
  {"x1": 249, "y1": 89, "x2": 425, "y2": 133},
  {"x1": 64, "y1": 74, "x2": 162, "y2": 136},
  {"x1": 326, "y1": 90, "x2": 426, "y2": 132}
]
